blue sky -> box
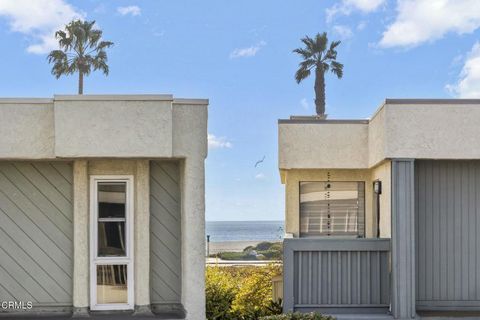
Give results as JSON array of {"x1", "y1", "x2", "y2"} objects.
[{"x1": 1, "y1": 0, "x2": 480, "y2": 221}]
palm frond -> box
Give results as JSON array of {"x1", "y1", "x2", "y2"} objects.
[
  {"x1": 329, "y1": 40, "x2": 341, "y2": 50},
  {"x1": 330, "y1": 61, "x2": 343, "y2": 79},
  {"x1": 295, "y1": 66, "x2": 311, "y2": 83},
  {"x1": 300, "y1": 35, "x2": 315, "y2": 53},
  {"x1": 47, "y1": 50, "x2": 69, "y2": 78},
  {"x1": 322, "y1": 62, "x2": 330, "y2": 73},
  {"x1": 300, "y1": 58, "x2": 316, "y2": 70},
  {"x1": 324, "y1": 41, "x2": 341, "y2": 60},
  {"x1": 292, "y1": 47, "x2": 313, "y2": 60},
  {"x1": 314, "y1": 32, "x2": 328, "y2": 53},
  {"x1": 88, "y1": 30, "x2": 102, "y2": 48},
  {"x1": 96, "y1": 41, "x2": 114, "y2": 51}
]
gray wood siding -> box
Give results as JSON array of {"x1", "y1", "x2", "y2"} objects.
[
  {"x1": 415, "y1": 160, "x2": 480, "y2": 310},
  {"x1": 391, "y1": 159, "x2": 416, "y2": 319},
  {"x1": 0, "y1": 161, "x2": 73, "y2": 306},
  {"x1": 150, "y1": 161, "x2": 182, "y2": 304},
  {"x1": 283, "y1": 239, "x2": 390, "y2": 313}
]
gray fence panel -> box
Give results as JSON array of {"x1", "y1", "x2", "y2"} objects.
[
  {"x1": 283, "y1": 238, "x2": 390, "y2": 313},
  {"x1": 0, "y1": 161, "x2": 73, "y2": 306},
  {"x1": 415, "y1": 160, "x2": 480, "y2": 310},
  {"x1": 150, "y1": 161, "x2": 182, "y2": 304}
]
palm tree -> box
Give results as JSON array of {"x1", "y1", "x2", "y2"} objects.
[
  {"x1": 293, "y1": 32, "x2": 343, "y2": 117},
  {"x1": 48, "y1": 20, "x2": 113, "y2": 94}
]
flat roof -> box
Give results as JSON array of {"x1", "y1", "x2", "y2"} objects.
[
  {"x1": 384, "y1": 98, "x2": 480, "y2": 104},
  {"x1": 278, "y1": 119, "x2": 368, "y2": 124},
  {"x1": 0, "y1": 94, "x2": 209, "y2": 105},
  {"x1": 279, "y1": 98, "x2": 480, "y2": 123}
]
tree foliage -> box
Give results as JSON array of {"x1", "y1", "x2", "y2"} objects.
[
  {"x1": 206, "y1": 265, "x2": 282, "y2": 320},
  {"x1": 293, "y1": 32, "x2": 343, "y2": 116},
  {"x1": 47, "y1": 20, "x2": 113, "y2": 94}
]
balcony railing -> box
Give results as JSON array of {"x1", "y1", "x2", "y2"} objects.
[{"x1": 283, "y1": 238, "x2": 391, "y2": 314}]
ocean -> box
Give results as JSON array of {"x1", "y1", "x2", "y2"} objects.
[{"x1": 206, "y1": 220, "x2": 284, "y2": 242}]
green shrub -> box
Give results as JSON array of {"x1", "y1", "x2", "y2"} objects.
[
  {"x1": 231, "y1": 264, "x2": 282, "y2": 319},
  {"x1": 260, "y1": 312, "x2": 336, "y2": 320},
  {"x1": 218, "y1": 251, "x2": 257, "y2": 260},
  {"x1": 256, "y1": 241, "x2": 274, "y2": 251},
  {"x1": 243, "y1": 245, "x2": 254, "y2": 252},
  {"x1": 206, "y1": 265, "x2": 283, "y2": 320},
  {"x1": 258, "y1": 249, "x2": 282, "y2": 260},
  {"x1": 269, "y1": 242, "x2": 283, "y2": 252},
  {"x1": 266, "y1": 299, "x2": 283, "y2": 315},
  {"x1": 205, "y1": 266, "x2": 238, "y2": 320}
]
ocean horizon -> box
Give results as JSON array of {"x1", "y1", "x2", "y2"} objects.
[{"x1": 206, "y1": 220, "x2": 284, "y2": 242}]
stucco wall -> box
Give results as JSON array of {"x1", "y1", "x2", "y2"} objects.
[
  {"x1": 0, "y1": 100, "x2": 54, "y2": 159},
  {"x1": 368, "y1": 106, "x2": 386, "y2": 167},
  {"x1": 279, "y1": 122, "x2": 369, "y2": 169},
  {"x1": 370, "y1": 161, "x2": 391, "y2": 238},
  {"x1": 0, "y1": 95, "x2": 208, "y2": 160},
  {"x1": 279, "y1": 100, "x2": 480, "y2": 170},
  {"x1": 172, "y1": 101, "x2": 208, "y2": 159},
  {"x1": 55, "y1": 99, "x2": 173, "y2": 158},
  {"x1": 385, "y1": 103, "x2": 480, "y2": 159},
  {"x1": 283, "y1": 169, "x2": 375, "y2": 238}
]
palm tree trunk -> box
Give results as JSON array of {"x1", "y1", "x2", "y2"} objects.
[
  {"x1": 78, "y1": 72, "x2": 84, "y2": 95},
  {"x1": 314, "y1": 65, "x2": 326, "y2": 116}
]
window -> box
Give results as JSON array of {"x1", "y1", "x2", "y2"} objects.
[
  {"x1": 300, "y1": 181, "x2": 365, "y2": 237},
  {"x1": 90, "y1": 176, "x2": 134, "y2": 310}
]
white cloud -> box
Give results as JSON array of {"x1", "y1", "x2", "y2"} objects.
[
  {"x1": 380, "y1": 0, "x2": 480, "y2": 48},
  {"x1": 255, "y1": 173, "x2": 266, "y2": 180},
  {"x1": 300, "y1": 98, "x2": 309, "y2": 110},
  {"x1": 332, "y1": 25, "x2": 353, "y2": 40},
  {"x1": 230, "y1": 41, "x2": 266, "y2": 59},
  {"x1": 117, "y1": 5, "x2": 141, "y2": 16},
  {"x1": 446, "y1": 42, "x2": 480, "y2": 98},
  {"x1": 208, "y1": 133, "x2": 233, "y2": 149},
  {"x1": 327, "y1": 0, "x2": 384, "y2": 22},
  {"x1": 357, "y1": 21, "x2": 367, "y2": 31},
  {"x1": 0, "y1": 0, "x2": 84, "y2": 54}
]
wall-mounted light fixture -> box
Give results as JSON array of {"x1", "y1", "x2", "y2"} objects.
[
  {"x1": 373, "y1": 180, "x2": 382, "y2": 238},
  {"x1": 373, "y1": 180, "x2": 382, "y2": 195}
]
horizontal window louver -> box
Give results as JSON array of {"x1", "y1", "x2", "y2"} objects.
[{"x1": 300, "y1": 181, "x2": 365, "y2": 237}]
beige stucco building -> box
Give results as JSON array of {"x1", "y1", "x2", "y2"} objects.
[
  {"x1": 279, "y1": 99, "x2": 480, "y2": 319},
  {"x1": 0, "y1": 95, "x2": 208, "y2": 319}
]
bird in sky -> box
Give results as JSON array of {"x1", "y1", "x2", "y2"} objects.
[{"x1": 255, "y1": 156, "x2": 266, "y2": 167}]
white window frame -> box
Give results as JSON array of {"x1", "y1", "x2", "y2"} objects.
[{"x1": 90, "y1": 175, "x2": 134, "y2": 311}]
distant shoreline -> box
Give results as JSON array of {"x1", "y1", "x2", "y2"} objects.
[{"x1": 208, "y1": 240, "x2": 282, "y2": 254}]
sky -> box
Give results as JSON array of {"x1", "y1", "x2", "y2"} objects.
[{"x1": 1, "y1": 0, "x2": 480, "y2": 221}]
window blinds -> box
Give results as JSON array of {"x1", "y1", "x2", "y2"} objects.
[{"x1": 300, "y1": 181, "x2": 365, "y2": 237}]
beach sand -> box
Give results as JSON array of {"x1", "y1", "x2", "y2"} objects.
[{"x1": 207, "y1": 240, "x2": 281, "y2": 254}]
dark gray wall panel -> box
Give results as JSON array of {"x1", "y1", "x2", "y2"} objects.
[
  {"x1": 283, "y1": 239, "x2": 390, "y2": 313},
  {"x1": 415, "y1": 160, "x2": 480, "y2": 310},
  {"x1": 0, "y1": 161, "x2": 73, "y2": 306},
  {"x1": 391, "y1": 159, "x2": 416, "y2": 319},
  {"x1": 150, "y1": 161, "x2": 181, "y2": 304}
]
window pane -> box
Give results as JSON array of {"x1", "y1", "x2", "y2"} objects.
[
  {"x1": 97, "y1": 265, "x2": 128, "y2": 304},
  {"x1": 98, "y1": 182, "x2": 126, "y2": 219},
  {"x1": 98, "y1": 221, "x2": 126, "y2": 256},
  {"x1": 300, "y1": 181, "x2": 365, "y2": 237}
]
